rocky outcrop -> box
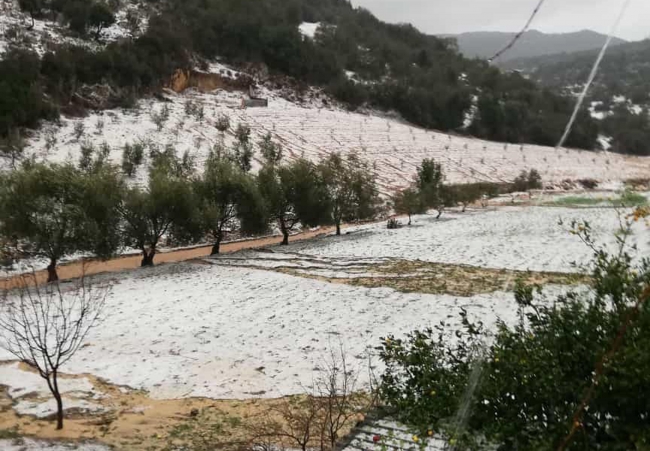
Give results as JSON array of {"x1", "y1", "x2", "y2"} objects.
[{"x1": 169, "y1": 69, "x2": 253, "y2": 93}]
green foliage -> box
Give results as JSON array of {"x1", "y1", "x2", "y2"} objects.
[
  {"x1": 258, "y1": 133, "x2": 283, "y2": 165},
  {"x1": 258, "y1": 157, "x2": 329, "y2": 244},
  {"x1": 235, "y1": 123, "x2": 251, "y2": 144},
  {"x1": 0, "y1": 428, "x2": 20, "y2": 440},
  {"x1": 551, "y1": 192, "x2": 647, "y2": 208},
  {"x1": 194, "y1": 152, "x2": 267, "y2": 254},
  {"x1": 318, "y1": 152, "x2": 380, "y2": 234},
  {"x1": 618, "y1": 190, "x2": 648, "y2": 207},
  {"x1": 49, "y1": 0, "x2": 116, "y2": 37},
  {"x1": 513, "y1": 169, "x2": 543, "y2": 192},
  {"x1": 120, "y1": 163, "x2": 197, "y2": 266},
  {"x1": 602, "y1": 105, "x2": 650, "y2": 156},
  {"x1": 551, "y1": 196, "x2": 605, "y2": 207},
  {"x1": 0, "y1": 162, "x2": 123, "y2": 280},
  {"x1": 0, "y1": 130, "x2": 27, "y2": 169},
  {"x1": 151, "y1": 104, "x2": 171, "y2": 131},
  {"x1": 215, "y1": 114, "x2": 230, "y2": 133},
  {"x1": 149, "y1": 144, "x2": 195, "y2": 179},
  {"x1": 121, "y1": 142, "x2": 145, "y2": 177},
  {"x1": 415, "y1": 158, "x2": 444, "y2": 212},
  {"x1": 18, "y1": 0, "x2": 43, "y2": 21},
  {"x1": 0, "y1": 49, "x2": 58, "y2": 139},
  {"x1": 231, "y1": 141, "x2": 253, "y2": 173},
  {"x1": 231, "y1": 123, "x2": 253, "y2": 172},
  {"x1": 392, "y1": 187, "x2": 424, "y2": 224},
  {"x1": 447, "y1": 184, "x2": 482, "y2": 211},
  {"x1": 88, "y1": 1, "x2": 116, "y2": 40},
  {"x1": 378, "y1": 218, "x2": 650, "y2": 450}
]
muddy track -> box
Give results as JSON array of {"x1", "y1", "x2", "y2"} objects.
[{"x1": 0, "y1": 226, "x2": 342, "y2": 290}]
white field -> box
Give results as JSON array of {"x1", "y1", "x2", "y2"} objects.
[
  {"x1": 2, "y1": 205, "x2": 644, "y2": 416},
  {"x1": 0, "y1": 438, "x2": 110, "y2": 451},
  {"x1": 286, "y1": 206, "x2": 650, "y2": 273},
  {"x1": 19, "y1": 86, "x2": 650, "y2": 195}
]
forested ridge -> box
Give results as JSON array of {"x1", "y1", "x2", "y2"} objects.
[
  {"x1": 0, "y1": 0, "x2": 612, "y2": 156},
  {"x1": 502, "y1": 39, "x2": 650, "y2": 155}
]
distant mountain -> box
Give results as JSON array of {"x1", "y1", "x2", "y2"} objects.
[{"x1": 447, "y1": 30, "x2": 626, "y2": 62}]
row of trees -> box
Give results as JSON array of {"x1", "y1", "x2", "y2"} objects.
[
  {"x1": 0, "y1": 135, "x2": 381, "y2": 281},
  {"x1": 392, "y1": 160, "x2": 543, "y2": 224}
]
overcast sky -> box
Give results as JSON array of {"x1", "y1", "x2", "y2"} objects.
[{"x1": 350, "y1": 0, "x2": 649, "y2": 41}]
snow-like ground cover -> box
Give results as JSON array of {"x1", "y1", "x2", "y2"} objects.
[
  {"x1": 0, "y1": 363, "x2": 108, "y2": 418},
  {"x1": 0, "y1": 261, "x2": 537, "y2": 400},
  {"x1": 1, "y1": 206, "x2": 629, "y2": 401},
  {"x1": 343, "y1": 418, "x2": 448, "y2": 451},
  {"x1": 285, "y1": 207, "x2": 650, "y2": 273},
  {"x1": 19, "y1": 83, "x2": 650, "y2": 194},
  {"x1": 0, "y1": 438, "x2": 110, "y2": 451},
  {"x1": 298, "y1": 22, "x2": 321, "y2": 39}
]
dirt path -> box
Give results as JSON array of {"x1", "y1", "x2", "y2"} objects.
[{"x1": 0, "y1": 226, "x2": 341, "y2": 290}]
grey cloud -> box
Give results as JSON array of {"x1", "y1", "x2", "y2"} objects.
[{"x1": 350, "y1": 0, "x2": 649, "y2": 41}]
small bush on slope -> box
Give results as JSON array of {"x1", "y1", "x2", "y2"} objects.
[{"x1": 379, "y1": 213, "x2": 650, "y2": 450}]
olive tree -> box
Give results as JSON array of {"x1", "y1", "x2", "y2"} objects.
[
  {"x1": 120, "y1": 164, "x2": 196, "y2": 266},
  {"x1": 258, "y1": 157, "x2": 329, "y2": 245},
  {"x1": 392, "y1": 187, "x2": 424, "y2": 225},
  {"x1": 194, "y1": 151, "x2": 267, "y2": 255},
  {"x1": 0, "y1": 162, "x2": 123, "y2": 282},
  {"x1": 415, "y1": 158, "x2": 444, "y2": 212},
  {"x1": 318, "y1": 153, "x2": 380, "y2": 236}
]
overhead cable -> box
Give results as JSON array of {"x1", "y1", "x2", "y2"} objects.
[{"x1": 488, "y1": 0, "x2": 547, "y2": 63}]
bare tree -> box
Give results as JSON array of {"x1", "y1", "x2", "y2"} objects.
[
  {"x1": 0, "y1": 274, "x2": 109, "y2": 430},
  {"x1": 250, "y1": 344, "x2": 370, "y2": 451},
  {"x1": 255, "y1": 395, "x2": 322, "y2": 451},
  {"x1": 315, "y1": 344, "x2": 365, "y2": 450}
]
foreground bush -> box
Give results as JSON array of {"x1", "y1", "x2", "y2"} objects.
[{"x1": 379, "y1": 213, "x2": 650, "y2": 450}]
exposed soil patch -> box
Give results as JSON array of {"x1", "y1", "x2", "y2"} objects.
[
  {"x1": 0, "y1": 227, "x2": 340, "y2": 290},
  {"x1": 0, "y1": 362, "x2": 292, "y2": 450},
  {"x1": 212, "y1": 253, "x2": 588, "y2": 297},
  {"x1": 343, "y1": 260, "x2": 588, "y2": 296}
]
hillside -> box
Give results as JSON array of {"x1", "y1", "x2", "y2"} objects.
[
  {"x1": 0, "y1": 0, "x2": 605, "y2": 159},
  {"x1": 17, "y1": 80, "x2": 650, "y2": 193},
  {"x1": 447, "y1": 30, "x2": 626, "y2": 62},
  {"x1": 502, "y1": 39, "x2": 650, "y2": 155}
]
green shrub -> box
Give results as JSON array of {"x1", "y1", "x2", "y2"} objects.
[
  {"x1": 121, "y1": 142, "x2": 145, "y2": 177},
  {"x1": 379, "y1": 216, "x2": 650, "y2": 450},
  {"x1": 0, "y1": 50, "x2": 58, "y2": 138},
  {"x1": 513, "y1": 169, "x2": 543, "y2": 192}
]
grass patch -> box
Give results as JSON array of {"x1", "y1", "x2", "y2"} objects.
[
  {"x1": 552, "y1": 196, "x2": 605, "y2": 206},
  {"x1": 550, "y1": 192, "x2": 648, "y2": 208},
  {"x1": 270, "y1": 260, "x2": 588, "y2": 297},
  {"x1": 345, "y1": 260, "x2": 587, "y2": 296},
  {"x1": 0, "y1": 428, "x2": 20, "y2": 439},
  {"x1": 619, "y1": 191, "x2": 648, "y2": 206}
]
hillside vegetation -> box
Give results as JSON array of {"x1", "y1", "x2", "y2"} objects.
[
  {"x1": 502, "y1": 39, "x2": 650, "y2": 155},
  {"x1": 0, "y1": 0, "x2": 603, "y2": 157}
]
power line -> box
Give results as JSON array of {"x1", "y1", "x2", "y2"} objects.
[{"x1": 488, "y1": 0, "x2": 547, "y2": 63}]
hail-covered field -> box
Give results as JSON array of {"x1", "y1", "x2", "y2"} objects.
[
  {"x1": 2, "y1": 204, "x2": 645, "y2": 425},
  {"x1": 2, "y1": 24, "x2": 650, "y2": 445}
]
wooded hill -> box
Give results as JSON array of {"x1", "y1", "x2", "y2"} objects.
[{"x1": 0, "y1": 0, "x2": 609, "y2": 156}]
